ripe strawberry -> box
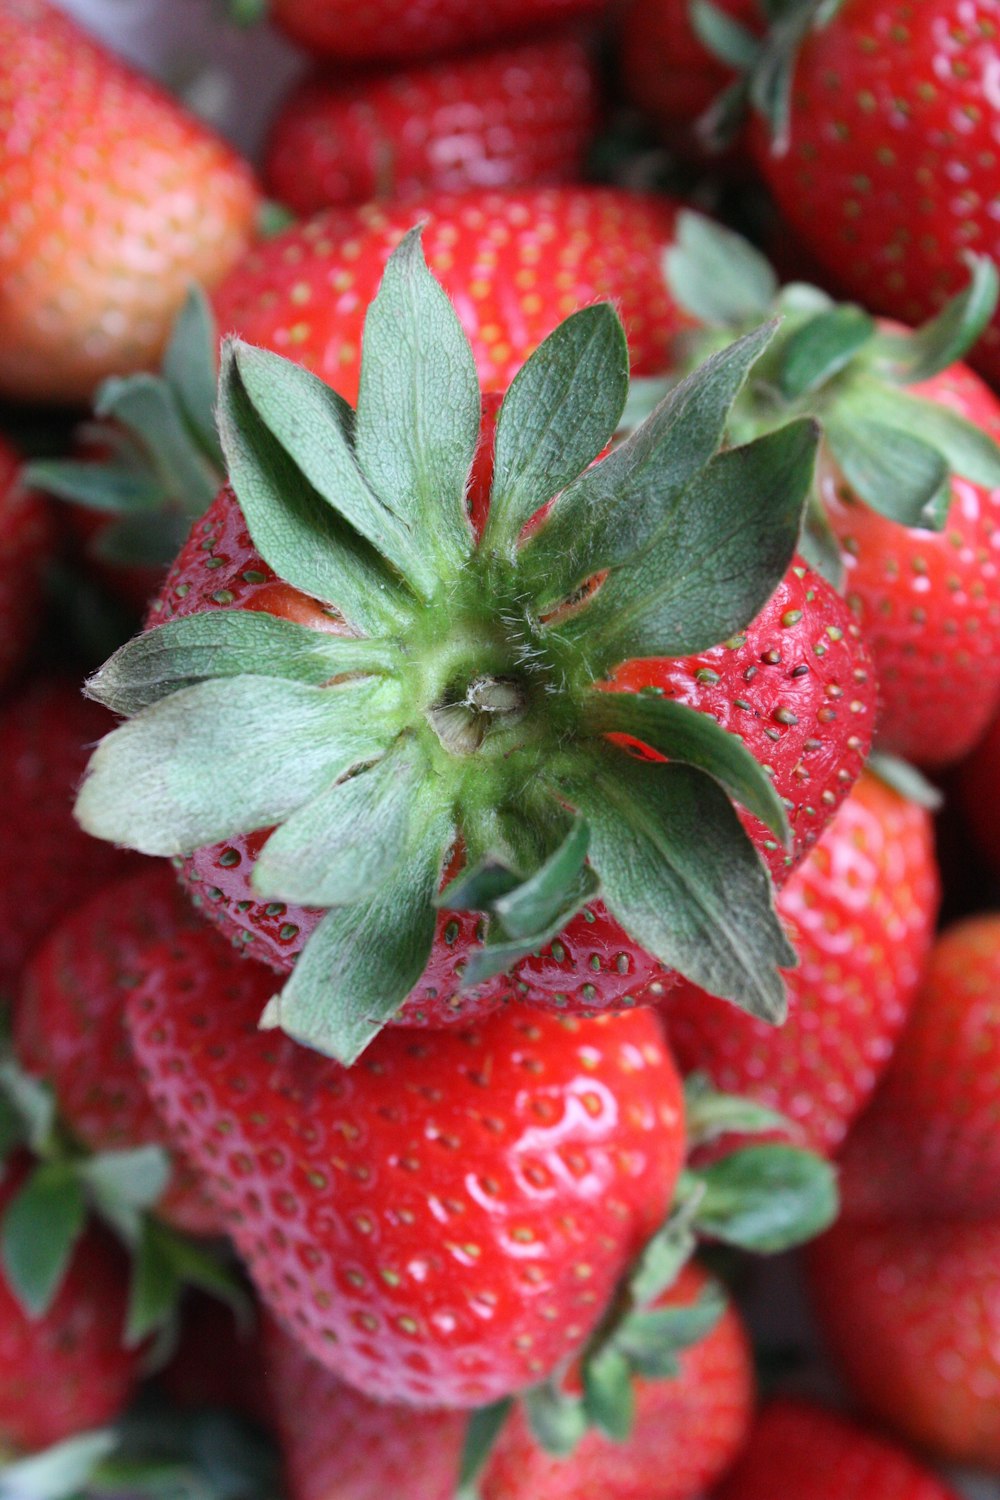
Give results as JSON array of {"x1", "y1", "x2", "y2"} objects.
[
  {"x1": 15, "y1": 865, "x2": 221, "y2": 1236},
  {"x1": 662, "y1": 769, "x2": 940, "y2": 1155},
  {"x1": 212, "y1": 188, "x2": 689, "y2": 403},
  {"x1": 714, "y1": 1397, "x2": 962, "y2": 1500},
  {"x1": 267, "y1": 0, "x2": 609, "y2": 63},
  {"x1": 0, "y1": 679, "x2": 139, "y2": 996},
  {"x1": 0, "y1": 0, "x2": 259, "y2": 404},
  {"x1": 807, "y1": 1216, "x2": 1000, "y2": 1469},
  {"x1": 834, "y1": 914, "x2": 1000, "y2": 1221},
  {"x1": 126, "y1": 923, "x2": 686, "y2": 1407},
  {"x1": 0, "y1": 1160, "x2": 140, "y2": 1453},
  {"x1": 479, "y1": 1263, "x2": 754, "y2": 1500},
  {"x1": 744, "y1": 0, "x2": 1000, "y2": 389},
  {"x1": 0, "y1": 438, "x2": 51, "y2": 692},
  {"x1": 263, "y1": 34, "x2": 601, "y2": 218}
]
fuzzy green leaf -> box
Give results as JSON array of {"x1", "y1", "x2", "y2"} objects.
[
  {"x1": 459, "y1": 867, "x2": 600, "y2": 990},
  {"x1": 583, "y1": 691, "x2": 788, "y2": 841},
  {"x1": 776, "y1": 305, "x2": 875, "y2": 399},
  {"x1": 79, "y1": 1146, "x2": 171, "y2": 1244},
  {"x1": 839, "y1": 379, "x2": 1000, "y2": 491},
  {"x1": 867, "y1": 751, "x2": 943, "y2": 812},
  {"x1": 22, "y1": 458, "x2": 165, "y2": 514},
  {"x1": 457, "y1": 1401, "x2": 513, "y2": 1495},
  {"x1": 354, "y1": 227, "x2": 479, "y2": 572},
  {"x1": 2, "y1": 1165, "x2": 87, "y2": 1317},
  {"x1": 438, "y1": 856, "x2": 523, "y2": 912},
  {"x1": 612, "y1": 1282, "x2": 726, "y2": 1378},
  {"x1": 825, "y1": 413, "x2": 951, "y2": 528},
  {"x1": 75, "y1": 675, "x2": 400, "y2": 856},
  {"x1": 252, "y1": 738, "x2": 426, "y2": 906},
  {"x1": 217, "y1": 343, "x2": 409, "y2": 635},
  {"x1": 260, "y1": 802, "x2": 454, "y2": 1063},
  {"x1": 0, "y1": 1430, "x2": 117, "y2": 1500},
  {"x1": 567, "y1": 759, "x2": 794, "y2": 1022},
  {"x1": 626, "y1": 1210, "x2": 699, "y2": 1309},
  {"x1": 867, "y1": 255, "x2": 999, "y2": 385},
  {"x1": 684, "y1": 1073, "x2": 793, "y2": 1147},
  {"x1": 583, "y1": 1346, "x2": 635, "y2": 1441},
  {"x1": 521, "y1": 322, "x2": 779, "y2": 610},
  {"x1": 231, "y1": 341, "x2": 434, "y2": 597},
  {"x1": 87, "y1": 611, "x2": 400, "y2": 717},
  {"x1": 162, "y1": 286, "x2": 222, "y2": 467},
  {"x1": 689, "y1": 1144, "x2": 838, "y2": 1251},
  {"x1": 664, "y1": 212, "x2": 778, "y2": 328},
  {"x1": 524, "y1": 1386, "x2": 588, "y2": 1458},
  {"x1": 95, "y1": 373, "x2": 219, "y2": 512},
  {"x1": 485, "y1": 305, "x2": 629, "y2": 551},
  {"x1": 568, "y1": 418, "x2": 816, "y2": 671},
  {"x1": 490, "y1": 816, "x2": 591, "y2": 940},
  {"x1": 690, "y1": 0, "x2": 761, "y2": 67}
]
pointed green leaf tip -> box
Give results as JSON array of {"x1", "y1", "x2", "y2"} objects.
[{"x1": 76, "y1": 228, "x2": 818, "y2": 1062}]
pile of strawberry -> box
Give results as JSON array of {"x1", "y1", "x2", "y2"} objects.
[{"x1": 3, "y1": 0, "x2": 1000, "y2": 1496}]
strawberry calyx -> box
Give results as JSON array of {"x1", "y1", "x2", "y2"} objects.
[
  {"x1": 660, "y1": 212, "x2": 1000, "y2": 585},
  {"x1": 75, "y1": 228, "x2": 821, "y2": 1065}
]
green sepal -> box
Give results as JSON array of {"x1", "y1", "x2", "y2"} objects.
[
  {"x1": 22, "y1": 457, "x2": 165, "y2": 515},
  {"x1": 866, "y1": 254, "x2": 999, "y2": 386},
  {"x1": 867, "y1": 751, "x2": 944, "y2": 812},
  {"x1": 619, "y1": 376, "x2": 673, "y2": 432},
  {"x1": 75, "y1": 675, "x2": 401, "y2": 856},
  {"x1": 459, "y1": 870, "x2": 599, "y2": 990},
  {"x1": 684, "y1": 1072, "x2": 792, "y2": 1148},
  {"x1": 162, "y1": 285, "x2": 223, "y2": 468},
  {"x1": 228, "y1": 341, "x2": 435, "y2": 598},
  {"x1": 482, "y1": 815, "x2": 591, "y2": 941},
  {"x1": 566, "y1": 758, "x2": 795, "y2": 1023},
  {"x1": 251, "y1": 737, "x2": 427, "y2": 906},
  {"x1": 0, "y1": 1063, "x2": 57, "y2": 1155},
  {"x1": 1, "y1": 1163, "x2": 87, "y2": 1317},
  {"x1": 611, "y1": 1281, "x2": 726, "y2": 1378},
  {"x1": 126, "y1": 1219, "x2": 247, "y2": 1349},
  {"x1": 259, "y1": 800, "x2": 454, "y2": 1063},
  {"x1": 457, "y1": 1400, "x2": 513, "y2": 1497},
  {"x1": 800, "y1": 492, "x2": 846, "y2": 589},
  {"x1": 77, "y1": 1146, "x2": 172, "y2": 1244},
  {"x1": 567, "y1": 418, "x2": 816, "y2": 672},
  {"x1": 438, "y1": 856, "x2": 523, "y2": 912},
  {"x1": 216, "y1": 342, "x2": 409, "y2": 636},
  {"x1": 0, "y1": 1430, "x2": 117, "y2": 1500},
  {"x1": 582, "y1": 1346, "x2": 635, "y2": 1441},
  {"x1": 484, "y1": 304, "x2": 629, "y2": 554},
  {"x1": 664, "y1": 212, "x2": 778, "y2": 328},
  {"x1": 690, "y1": 0, "x2": 761, "y2": 68},
  {"x1": 354, "y1": 227, "x2": 479, "y2": 574},
  {"x1": 583, "y1": 690, "x2": 789, "y2": 842},
  {"x1": 776, "y1": 305, "x2": 875, "y2": 399},
  {"x1": 90, "y1": 511, "x2": 193, "y2": 569},
  {"x1": 523, "y1": 1385, "x2": 588, "y2": 1458},
  {"x1": 625, "y1": 1205, "x2": 701, "y2": 1310},
  {"x1": 520, "y1": 321, "x2": 779, "y2": 612},
  {"x1": 0, "y1": 1093, "x2": 24, "y2": 1171},
  {"x1": 226, "y1": 0, "x2": 269, "y2": 25},
  {"x1": 685, "y1": 1144, "x2": 838, "y2": 1252},
  {"x1": 95, "y1": 373, "x2": 219, "y2": 515},
  {"x1": 837, "y1": 378, "x2": 1000, "y2": 492},
  {"x1": 87, "y1": 610, "x2": 400, "y2": 717},
  {"x1": 824, "y1": 412, "x2": 951, "y2": 529}
]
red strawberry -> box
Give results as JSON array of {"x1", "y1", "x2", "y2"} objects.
[
  {"x1": 746, "y1": 0, "x2": 1000, "y2": 389},
  {"x1": 0, "y1": 0, "x2": 259, "y2": 404},
  {"x1": 807, "y1": 1216, "x2": 1000, "y2": 1469},
  {"x1": 714, "y1": 1397, "x2": 962, "y2": 1500},
  {"x1": 0, "y1": 679, "x2": 140, "y2": 996},
  {"x1": 15, "y1": 865, "x2": 221, "y2": 1236},
  {"x1": 662, "y1": 769, "x2": 940, "y2": 1155},
  {"x1": 955, "y1": 708, "x2": 1000, "y2": 874},
  {"x1": 268, "y1": 0, "x2": 610, "y2": 63},
  {"x1": 0, "y1": 439, "x2": 51, "y2": 693},
  {"x1": 126, "y1": 923, "x2": 686, "y2": 1407},
  {"x1": 834, "y1": 914, "x2": 1000, "y2": 1221},
  {"x1": 212, "y1": 188, "x2": 689, "y2": 403},
  {"x1": 479, "y1": 1263, "x2": 754, "y2": 1500},
  {"x1": 263, "y1": 34, "x2": 601, "y2": 218},
  {"x1": 0, "y1": 1161, "x2": 140, "y2": 1453}
]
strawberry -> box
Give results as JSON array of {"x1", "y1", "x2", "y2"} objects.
[
  {"x1": 263, "y1": 34, "x2": 602, "y2": 218},
  {"x1": 478, "y1": 1263, "x2": 754, "y2": 1500},
  {"x1": 77, "y1": 234, "x2": 873, "y2": 1061},
  {"x1": 714, "y1": 1397, "x2": 962, "y2": 1500},
  {"x1": 0, "y1": 438, "x2": 51, "y2": 693},
  {"x1": 126, "y1": 922, "x2": 686, "y2": 1407},
  {"x1": 15, "y1": 865, "x2": 222, "y2": 1237},
  {"x1": 0, "y1": 1160, "x2": 141, "y2": 1454},
  {"x1": 0, "y1": 0, "x2": 259, "y2": 404},
  {"x1": 834, "y1": 914, "x2": 1000, "y2": 1221},
  {"x1": 266, "y1": 0, "x2": 610, "y2": 63},
  {"x1": 732, "y1": 0, "x2": 1000, "y2": 389},
  {"x1": 0, "y1": 679, "x2": 140, "y2": 997},
  {"x1": 807, "y1": 1216, "x2": 1000, "y2": 1469},
  {"x1": 955, "y1": 709, "x2": 1000, "y2": 875},
  {"x1": 662, "y1": 768, "x2": 940, "y2": 1155},
  {"x1": 212, "y1": 188, "x2": 690, "y2": 404}
]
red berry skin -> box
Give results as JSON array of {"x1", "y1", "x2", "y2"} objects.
[
  {"x1": 0, "y1": 1163, "x2": 140, "y2": 1453},
  {"x1": 819, "y1": 360, "x2": 1000, "y2": 768},
  {"x1": 714, "y1": 1397, "x2": 962, "y2": 1500},
  {"x1": 127, "y1": 926, "x2": 685, "y2": 1408},
  {"x1": 0, "y1": 679, "x2": 141, "y2": 997},
  {"x1": 15, "y1": 865, "x2": 222, "y2": 1237},
  {"x1": 263, "y1": 34, "x2": 601, "y2": 218},
  {"x1": 212, "y1": 189, "x2": 688, "y2": 404},
  {"x1": 270, "y1": 0, "x2": 609, "y2": 64},
  {"x1": 662, "y1": 770, "x2": 939, "y2": 1156},
  {"x1": 835, "y1": 914, "x2": 1000, "y2": 1222},
  {"x1": 263, "y1": 1317, "x2": 466, "y2": 1500},
  {"x1": 749, "y1": 0, "x2": 1000, "y2": 390},
  {"x1": 0, "y1": 439, "x2": 51, "y2": 694},
  {"x1": 807, "y1": 1217, "x2": 1000, "y2": 1470},
  {"x1": 0, "y1": 0, "x2": 260, "y2": 404},
  {"x1": 479, "y1": 1263, "x2": 754, "y2": 1500}
]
